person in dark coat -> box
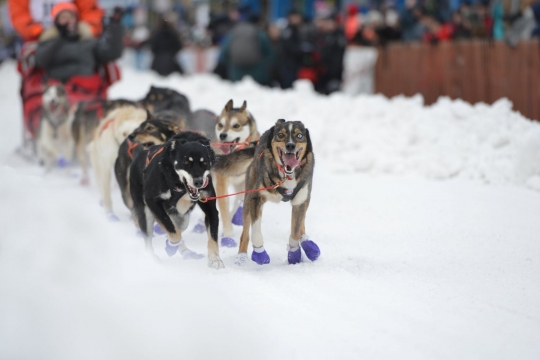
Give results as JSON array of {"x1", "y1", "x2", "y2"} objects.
[
  {"x1": 149, "y1": 18, "x2": 183, "y2": 77},
  {"x1": 314, "y1": 14, "x2": 346, "y2": 95},
  {"x1": 219, "y1": 14, "x2": 275, "y2": 86},
  {"x1": 35, "y1": 2, "x2": 123, "y2": 83},
  {"x1": 278, "y1": 10, "x2": 303, "y2": 89}
]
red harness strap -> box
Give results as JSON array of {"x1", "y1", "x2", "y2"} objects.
[
  {"x1": 99, "y1": 118, "x2": 115, "y2": 136},
  {"x1": 145, "y1": 146, "x2": 165, "y2": 168},
  {"x1": 199, "y1": 180, "x2": 283, "y2": 203},
  {"x1": 127, "y1": 139, "x2": 139, "y2": 160},
  {"x1": 211, "y1": 136, "x2": 259, "y2": 151}
]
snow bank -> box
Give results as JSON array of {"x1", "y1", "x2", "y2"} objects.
[
  {"x1": 1, "y1": 61, "x2": 540, "y2": 359},
  {"x1": 108, "y1": 65, "x2": 540, "y2": 191}
]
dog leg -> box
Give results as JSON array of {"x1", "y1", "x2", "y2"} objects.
[
  {"x1": 199, "y1": 199, "x2": 224, "y2": 269},
  {"x1": 215, "y1": 173, "x2": 236, "y2": 247},
  {"x1": 76, "y1": 137, "x2": 89, "y2": 185},
  {"x1": 157, "y1": 205, "x2": 202, "y2": 260},
  {"x1": 247, "y1": 194, "x2": 269, "y2": 265},
  {"x1": 290, "y1": 200, "x2": 320, "y2": 263},
  {"x1": 236, "y1": 192, "x2": 252, "y2": 265},
  {"x1": 231, "y1": 182, "x2": 245, "y2": 226},
  {"x1": 142, "y1": 207, "x2": 155, "y2": 252}
]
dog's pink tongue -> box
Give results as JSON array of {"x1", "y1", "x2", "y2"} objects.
[
  {"x1": 283, "y1": 153, "x2": 300, "y2": 169},
  {"x1": 220, "y1": 145, "x2": 231, "y2": 155}
]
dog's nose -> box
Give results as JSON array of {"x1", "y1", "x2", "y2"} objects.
[
  {"x1": 193, "y1": 177, "x2": 204, "y2": 188},
  {"x1": 219, "y1": 133, "x2": 227, "y2": 141},
  {"x1": 286, "y1": 142, "x2": 296, "y2": 152},
  {"x1": 128, "y1": 133, "x2": 135, "y2": 141}
]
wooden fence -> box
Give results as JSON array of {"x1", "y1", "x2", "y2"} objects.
[{"x1": 374, "y1": 39, "x2": 540, "y2": 121}]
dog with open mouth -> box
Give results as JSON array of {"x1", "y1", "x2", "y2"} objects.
[
  {"x1": 129, "y1": 131, "x2": 224, "y2": 269},
  {"x1": 234, "y1": 119, "x2": 320, "y2": 266},
  {"x1": 114, "y1": 111, "x2": 183, "y2": 210},
  {"x1": 211, "y1": 99, "x2": 260, "y2": 248}
]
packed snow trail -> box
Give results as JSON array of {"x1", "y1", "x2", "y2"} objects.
[{"x1": 1, "y1": 61, "x2": 539, "y2": 359}]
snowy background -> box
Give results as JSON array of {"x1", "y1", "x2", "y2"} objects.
[{"x1": 1, "y1": 60, "x2": 539, "y2": 359}]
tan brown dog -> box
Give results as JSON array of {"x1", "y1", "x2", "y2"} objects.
[
  {"x1": 87, "y1": 106, "x2": 148, "y2": 220},
  {"x1": 72, "y1": 99, "x2": 138, "y2": 184},
  {"x1": 232, "y1": 119, "x2": 320, "y2": 266},
  {"x1": 210, "y1": 99, "x2": 260, "y2": 248}
]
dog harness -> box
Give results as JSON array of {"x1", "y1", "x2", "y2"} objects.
[
  {"x1": 145, "y1": 145, "x2": 164, "y2": 168},
  {"x1": 127, "y1": 139, "x2": 139, "y2": 159}
]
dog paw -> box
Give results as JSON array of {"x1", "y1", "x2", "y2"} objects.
[
  {"x1": 251, "y1": 249, "x2": 270, "y2": 265},
  {"x1": 165, "y1": 239, "x2": 180, "y2": 257},
  {"x1": 234, "y1": 253, "x2": 248, "y2": 266},
  {"x1": 106, "y1": 212, "x2": 120, "y2": 222},
  {"x1": 301, "y1": 239, "x2": 320, "y2": 261},
  {"x1": 56, "y1": 156, "x2": 70, "y2": 168},
  {"x1": 287, "y1": 246, "x2": 302, "y2": 265},
  {"x1": 153, "y1": 223, "x2": 166, "y2": 236},
  {"x1": 231, "y1": 206, "x2": 244, "y2": 226},
  {"x1": 192, "y1": 220, "x2": 206, "y2": 233},
  {"x1": 221, "y1": 237, "x2": 237, "y2": 248},
  {"x1": 181, "y1": 249, "x2": 204, "y2": 260},
  {"x1": 208, "y1": 257, "x2": 225, "y2": 269}
]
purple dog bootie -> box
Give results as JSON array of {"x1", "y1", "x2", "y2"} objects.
[
  {"x1": 221, "y1": 237, "x2": 237, "y2": 247},
  {"x1": 231, "y1": 204, "x2": 244, "y2": 226},
  {"x1": 106, "y1": 212, "x2": 120, "y2": 222},
  {"x1": 165, "y1": 239, "x2": 181, "y2": 257},
  {"x1": 153, "y1": 223, "x2": 166, "y2": 235},
  {"x1": 251, "y1": 245, "x2": 270, "y2": 265},
  {"x1": 192, "y1": 219, "x2": 206, "y2": 233},
  {"x1": 300, "y1": 236, "x2": 320, "y2": 261},
  {"x1": 288, "y1": 245, "x2": 302, "y2": 265},
  {"x1": 56, "y1": 156, "x2": 70, "y2": 168}
]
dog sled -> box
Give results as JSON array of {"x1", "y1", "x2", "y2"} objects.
[{"x1": 18, "y1": 42, "x2": 120, "y2": 139}]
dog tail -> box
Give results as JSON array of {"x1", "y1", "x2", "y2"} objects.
[{"x1": 213, "y1": 147, "x2": 256, "y2": 176}]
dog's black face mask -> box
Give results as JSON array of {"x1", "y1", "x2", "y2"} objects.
[
  {"x1": 167, "y1": 139, "x2": 215, "y2": 201},
  {"x1": 270, "y1": 119, "x2": 311, "y2": 175}
]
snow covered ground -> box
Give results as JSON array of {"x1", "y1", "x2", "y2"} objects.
[{"x1": 0, "y1": 61, "x2": 539, "y2": 360}]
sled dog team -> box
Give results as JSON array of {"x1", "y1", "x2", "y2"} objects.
[{"x1": 36, "y1": 84, "x2": 320, "y2": 269}]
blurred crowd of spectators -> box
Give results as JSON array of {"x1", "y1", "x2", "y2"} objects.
[{"x1": 2, "y1": 0, "x2": 540, "y2": 93}]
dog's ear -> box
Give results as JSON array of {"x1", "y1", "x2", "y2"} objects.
[
  {"x1": 146, "y1": 110, "x2": 154, "y2": 120},
  {"x1": 265, "y1": 126, "x2": 275, "y2": 150},
  {"x1": 275, "y1": 119, "x2": 286, "y2": 126},
  {"x1": 305, "y1": 128, "x2": 313, "y2": 155},
  {"x1": 240, "y1": 100, "x2": 247, "y2": 112},
  {"x1": 225, "y1": 99, "x2": 233, "y2": 111},
  {"x1": 167, "y1": 122, "x2": 181, "y2": 133}
]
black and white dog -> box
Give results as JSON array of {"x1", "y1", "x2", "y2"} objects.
[{"x1": 129, "y1": 131, "x2": 224, "y2": 269}]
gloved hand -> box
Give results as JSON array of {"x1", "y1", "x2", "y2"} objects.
[
  {"x1": 56, "y1": 23, "x2": 70, "y2": 37},
  {"x1": 110, "y1": 7, "x2": 124, "y2": 23}
]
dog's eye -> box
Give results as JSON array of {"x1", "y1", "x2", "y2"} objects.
[
  {"x1": 233, "y1": 124, "x2": 240, "y2": 129},
  {"x1": 277, "y1": 133, "x2": 285, "y2": 139},
  {"x1": 184, "y1": 160, "x2": 189, "y2": 165},
  {"x1": 296, "y1": 133, "x2": 303, "y2": 139},
  {"x1": 146, "y1": 126, "x2": 154, "y2": 131},
  {"x1": 203, "y1": 161, "x2": 207, "y2": 166},
  {"x1": 217, "y1": 124, "x2": 223, "y2": 129}
]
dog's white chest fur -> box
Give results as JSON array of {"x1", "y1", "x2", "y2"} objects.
[{"x1": 159, "y1": 190, "x2": 193, "y2": 214}]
